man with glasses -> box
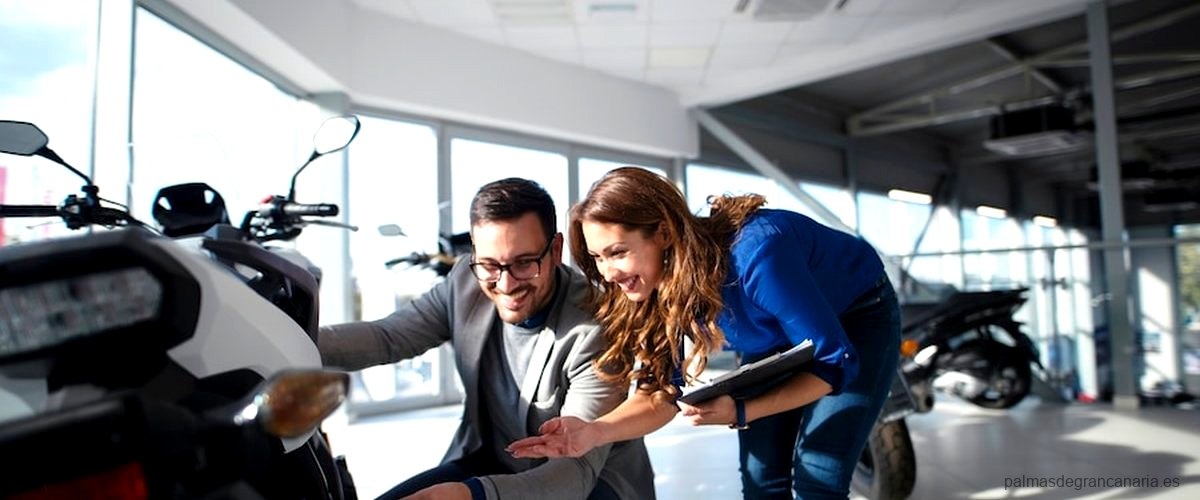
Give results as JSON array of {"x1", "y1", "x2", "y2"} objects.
[{"x1": 318, "y1": 178, "x2": 655, "y2": 500}]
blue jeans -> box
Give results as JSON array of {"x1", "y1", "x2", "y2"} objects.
[
  {"x1": 376, "y1": 452, "x2": 620, "y2": 500},
  {"x1": 735, "y1": 277, "x2": 901, "y2": 499}
]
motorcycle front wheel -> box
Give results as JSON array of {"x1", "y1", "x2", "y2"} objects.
[{"x1": 852, "y1": 419, "x2": 916, "y2": 500}]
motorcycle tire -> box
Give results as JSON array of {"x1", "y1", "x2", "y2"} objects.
[
  {"x1": 852, "y1": 419, "x2": 916, "y2": 500},
  {"x1": 967, "y1": 350, "x2": 1032, "y2": 409}
]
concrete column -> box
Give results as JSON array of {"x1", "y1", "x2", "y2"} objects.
[{"x1": 1087, "y1": 0, "x2": 1138, "y2": 409}]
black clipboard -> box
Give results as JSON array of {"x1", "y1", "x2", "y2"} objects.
[{"x1": 678, "y1": 339, "x2": 815, "y2": 405}]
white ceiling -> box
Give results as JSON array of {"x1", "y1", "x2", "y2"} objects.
[{"x1": 348, "y1": 0, "x2": 1094, "y2": 107}]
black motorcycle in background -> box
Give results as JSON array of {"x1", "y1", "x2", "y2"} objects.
[
  {"x1": 901, "y1": 287, "x2": 1042, "y2": 410},
  {"x1": 853, "y1": 284, "x2": 1041, "y2": 500}
]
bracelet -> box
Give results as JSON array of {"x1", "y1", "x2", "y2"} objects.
[{"x1": 729, "y1": 398, "x2": 749, "y2": 430}]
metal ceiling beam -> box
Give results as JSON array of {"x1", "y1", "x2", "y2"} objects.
[
  {"x1": 986, "y1": 39, "x2": 1063, "y2": 94},
  {"x1": 953, "y1": 119, "x2": 1200, "y2": 166},
  {"x1": 848, "y1": 2, "x2": 1200, "y2": 136},
  {"x1": 851, "y1": 63, "x2": 1200, "y2": 137},
  {"x1": 1032, "y1": 52, "x2": 1200, "y2": 67}
]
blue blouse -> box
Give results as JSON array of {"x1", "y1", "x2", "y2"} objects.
[{"x1": 717, "y1": 209, "x2": 884, "y2": 394}]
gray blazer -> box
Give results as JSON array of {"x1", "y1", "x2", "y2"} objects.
[{"x1": 318, "y1": 260, "x2": 655, "y2": 499}]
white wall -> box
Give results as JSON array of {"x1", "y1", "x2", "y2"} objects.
[{"x1": 166, "y1": 0, "x2": 697, "y2": 159}]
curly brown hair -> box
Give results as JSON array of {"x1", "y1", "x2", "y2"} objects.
[{"x1": 570, "y1": 167, "x2": 766, "y2": 398}]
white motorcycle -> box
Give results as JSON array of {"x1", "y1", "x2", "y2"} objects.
[{"x1": 0, "y1": 117, "x2": 359, "y2": 499}]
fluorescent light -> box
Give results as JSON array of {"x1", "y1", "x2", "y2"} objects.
[
  {"x1": 648, "y1": 47, "x2": 711, "y2": 68},
  {"x1": 887, "y1": 189, "x2": 931, "y2": 205},
  {"x1": 976, "y1": 205, "x2": 1007, "y2": 219},
  {"x1": 1033, "y1": 215, "x2": 1058, "y2": 228}
]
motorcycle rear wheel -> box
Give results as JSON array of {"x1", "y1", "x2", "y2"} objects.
[{"x1": 852, "y1": 419, "x2": 916, "y2": 500}]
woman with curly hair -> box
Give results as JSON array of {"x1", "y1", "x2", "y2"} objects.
[{"x1": 508, "y1": 167, "x2": 901, "y2": 499}]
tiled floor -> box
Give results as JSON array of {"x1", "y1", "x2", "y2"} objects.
[{"x1": 323, "y1": 395, "x2": 1200, "y2": 499}]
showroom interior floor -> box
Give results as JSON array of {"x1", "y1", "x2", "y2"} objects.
[{"x1": 323, "y1": 394, "x2": 1200, "y2": 499}]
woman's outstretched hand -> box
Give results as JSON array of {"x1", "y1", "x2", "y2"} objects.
[
  {"x1": 677, "y1": 394, "x2": 737, "y2": 426},
  {"x1": 507, "y1": 416, "x2": 599, "y2": 459}
]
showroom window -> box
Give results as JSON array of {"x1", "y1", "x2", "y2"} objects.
[
  {"x1": 578, "y1": 157, "x2": 667, "y2": 196},
  {"x1": 685, "y1": 164, "x2": 855, "y2": 231},
  {"x1": 450, "y1": 138, "x2": 569, "y2": 235},
  {"x1": 130, "y1": 9, "x2": 305, "y2": 226},
  {"x1": 0, "y1": 0, "x2": 101, "y2": 245},
  {"x1": 342, "y1": 114, "x2": 454, "y2": 414}
]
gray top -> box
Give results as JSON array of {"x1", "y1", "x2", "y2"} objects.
[
  {"x1": 317, "y1": 260, "x2": 655, "y2": 500},
  {"x1": 480, "y1": 321, "x2": 541, "y2": 472}
]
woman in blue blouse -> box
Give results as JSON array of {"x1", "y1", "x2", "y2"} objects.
[{"x1": 508, "y1": 167, "x2": 901, "y2": 499}]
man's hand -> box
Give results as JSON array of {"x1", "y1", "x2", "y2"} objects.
[
  {"x1": 506, "y1": 416, "x2": 598, "y2": 458},
  {"x1": 677, "y1": 394, "x2": 736, "y2": 426},
  {"x1": 401, "y1": 482, "x2": 470, "y2": 500}
]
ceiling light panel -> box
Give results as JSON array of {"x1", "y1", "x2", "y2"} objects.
[
  {"x1": 648, "y1": 47, "x2": 712, "y2": 68},
  {"x1": 753, "y1": 0, "x2": 838, "y2": 21},
  {"x1": 494, "y1": 0, "x2": 572, "y2": 24},
  {"x1": 577, "y1": 0, "x2": 648, "y2": 23},
  {"x1": 352, "y1": 0, "x2": 418, "y2": 20},
  {"x1": 408, "y1": 0, "x2": 498, "y2": 26},
  {"x1": 976, "y1": 205, "x2": 1008, "y2": 219},
  {"x1": 651, "y1": 0, "x2": 743, "y2": 22},
  {"x1": 888, "y1": 189, "x2": 932, "y2": 205}
]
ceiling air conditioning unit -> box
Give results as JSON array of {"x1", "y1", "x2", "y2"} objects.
[
  {"x1": 746, "y1": 0, "x2": 839, "y2": 21},
  {"x1": 983, "y1": 105, "x2": 1087, "y2": 156}
]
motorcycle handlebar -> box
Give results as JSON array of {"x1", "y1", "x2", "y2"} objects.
[
  {"x1": 0, "y1": 205, "x2": 61, "y2": 218},
  {"x1": 281, "y1": 203, "x2": 339, "y2": 217},
  {"x1": 0, "y1": 204, "x2": 146, "y2": 230}
]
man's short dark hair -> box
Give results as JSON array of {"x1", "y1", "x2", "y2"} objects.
[{"x1": 469, "y1": 178, "x2": 556, "y2": 241}]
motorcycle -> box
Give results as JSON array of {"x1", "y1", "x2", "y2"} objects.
[
  {"x1": 0, "y1": 116, "x2": 359, "y2": 499},
  {"x1": 382, "y1": 230, "x2": 470, "y2": 278},
  {"x1": 901, "y1": 288, "x2": 1042, "y2": 410},
  {"x1": 852, "y1": 286, "x2": 1042, "y2": 499}
]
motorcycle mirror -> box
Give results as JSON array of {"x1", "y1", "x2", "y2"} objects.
[
  {"x1": 378, "y1": 224, "x2": 406, "y2": 237},
  {"x1": 0, "y1": 120, "x2": 49, "y2": 156},
  {"x1": 0, "y1": 120, "x2": 93, "y2": 187},
  {"x1": 241, "y1": 369, "x2": 350, "y2": 439},
  {"x1": 287, "y1": 115, "x2": 361, "y2": 202},
  {"x1": 312, "y1": 115, "x2": 361, "y2": 156}
]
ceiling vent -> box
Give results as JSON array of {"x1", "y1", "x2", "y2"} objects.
[
  {"x1": 748, "y1": 0, "x2": 839, "y2": 21},
  {"x1": 983, "y1": 105, "x2": 1088, "y2": 156}
]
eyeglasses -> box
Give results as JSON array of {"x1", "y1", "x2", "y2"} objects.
[{"x1": 469, "y1": 238, "x2": 553, "y2": 282}]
